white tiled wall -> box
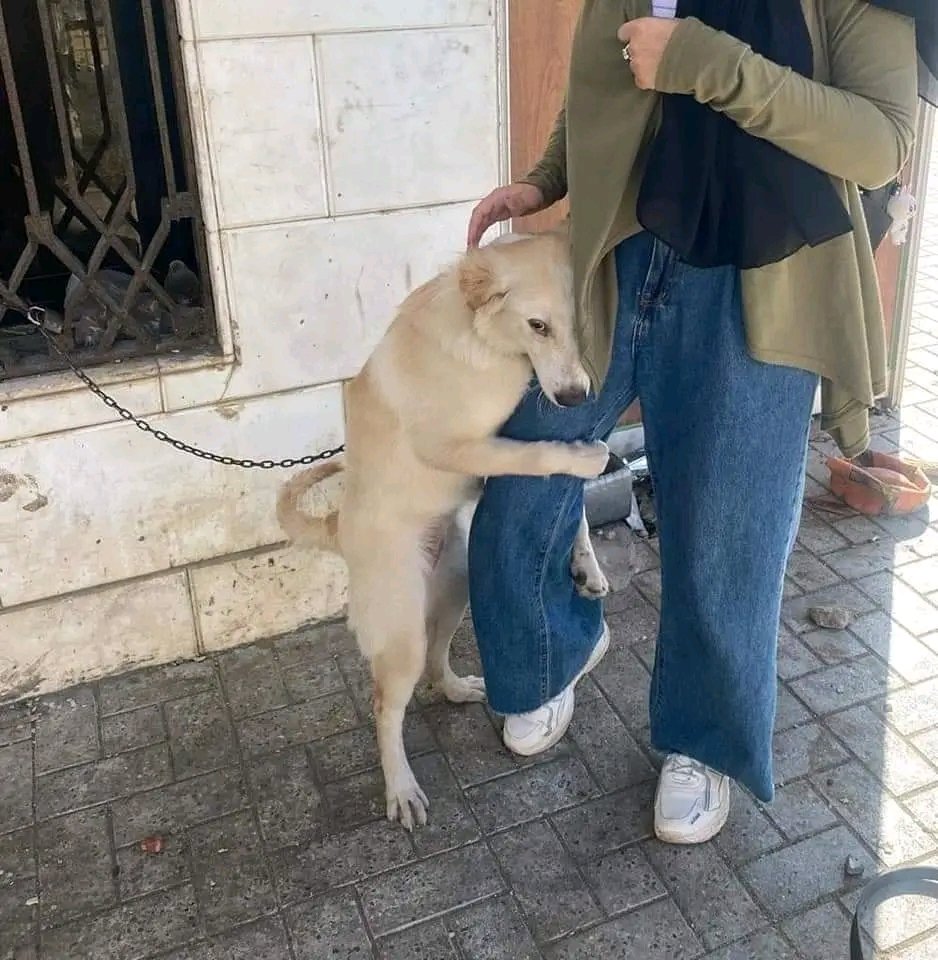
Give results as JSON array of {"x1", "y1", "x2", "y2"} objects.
[{"x1": 0, "y1": 0, "x2": 506, "y2": 698}]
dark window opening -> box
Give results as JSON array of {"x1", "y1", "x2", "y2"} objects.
[{"x1": 0, "y1": 0, "x2": 216, "y2": 380}]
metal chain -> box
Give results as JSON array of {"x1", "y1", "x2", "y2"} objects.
[{"x1": 23, "y1": 307, "x2": 344, "y2": 469}]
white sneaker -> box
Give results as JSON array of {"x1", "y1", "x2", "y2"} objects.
[
  {"x1": 503, "y1": 623, "x2": 610, "y2": 757},
  {"x1": 654, "y1": 754, "x2": 732, "y2": 844}
]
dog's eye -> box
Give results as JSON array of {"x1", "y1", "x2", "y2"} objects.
[{"x1": 528, "y1": 319, "x2": 549, "y2": 336}]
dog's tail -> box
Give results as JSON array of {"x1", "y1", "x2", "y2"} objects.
[{"x1": 276, "y1": 460, "x2": 344, "y2": 553}]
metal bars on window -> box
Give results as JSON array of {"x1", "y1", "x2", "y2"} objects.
[{"x1": 0, "y1": 0, "x2": 214, "y2": 379}]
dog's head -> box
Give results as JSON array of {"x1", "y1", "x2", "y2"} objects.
[{"x1": 458, "y1": 226, "x2": 591, "y2": 407}]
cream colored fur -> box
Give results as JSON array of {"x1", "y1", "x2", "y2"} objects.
[{"x1": 277, "y1": 229, "x2": 609, "y2": 829}]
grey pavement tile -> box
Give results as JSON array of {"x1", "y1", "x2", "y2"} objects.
[
  {"x1": 0, "y1": 740, "x2": 33, "y2": 834},
  {"x1": 0, "y1": 702, "x2": 32, "y2": 747},
  {"x1": 36, "y1": 743, "x2": 172, "y2": 820},
  {"x1": 358, "y1": 843, "x2": 505, "y2": 937},
  {"x1": 280, "y1": 656, "x2": 347, "y2": 705},
  {"x1": 775, "y1": 684, "x2": 812, "y2": 732},
  {"x1": 786, "y1": 551, "x2": 842, "y2": 593},
  {"x1": 874, "y1": 677, "x2": 938, "y2": 735},
  {"x1": 788, "y1": 657, "x2": 898, "y2": 716},
  {"x1": 237, "y1": 693, "x2": 359, "y2": 757},
  {"x1": 33, "y1": 688, "x2": 97, "y2": 774},
  {"x1": 98, "y1": 659, "x2": 216, "y2": 715},
  {"x1": 796, "y1": 510, "x2": 851, "y2": 556},
  {"x1": 377, "y1": 919, "x2": 456, "y2": 960},
  {"x1": 823, "y1": 539, "x2": 903, "y2": 582},
  {"x1": 896, "y1": 556, "x2": 938, "y2": 595},
  {"x1": 811, "y1": 761, "x2": 936, "y2": 867},
  {"x1": 773, "y1": 722, "x2": 849, "y2": 785},
  {"x1": 712, "y1": 789, "x2": 784, "y2": 866},
  {"x1": 116, "y1": 832, "x2": 190, "y2": 901},
  {"x1": 855, "y1": 575, "x2": 938, "y2": 637},
  {"x1": 218, "y1": 645, "x2": 290, "y2": 718},
  {"x1": 447, "y1": 895, "x2": 540, "y2": 960},
  {"x1": 579, "y1": 844, "x2": 666, "y2": 916},
  {"x1": 490, "y1": 820, "x2": 601, "y2": 942},
  {"x1": 544, "y1": 898, "x2": 702, "y2": 959},
  {"x1": 422, "y1": 702, "x2": 515, "y2": 788},
  {"x1": 632, "y1": 568, "x2": 662, "y2": 609},
  {"x1": 272, "y1": 820, "x2": 414, "y2": 903},
  {"x1": 643, "y1": 839, "x2": 765, "y2": 951},
  {"x1": 894, "y1": 932, "x2": 938, "y2": 959},
  {"x1": 323, "y1": 768, "x2": 388, "y2": 833},
  {"x1": 409, "y1": 753, "x2": 480, "y2": 857},
  {"x1": 604, "y1": 592, "x2": 660, "y2": 642},
  {"x1": 780, "y1": 902, "x2": 852, "y2": 960},
  {"x1": 566, "y1": 694, "x2": 655, "y2": 791},
  {"x1": 164, "y1": 689, "x2": 237, "y2": 779},
  {"x1": 740, "y1": 826, "x2": 873, "y2": 919},
  {"x1": 765, "y1": 781, "x2": 839, "y2": 841},
  {"x1": 703, "y1": 930, "x2": 797, "y2": 960},
  {"x1": 466, "y1": 756, "x2": 596, "y2": 834},
  {"x1": 311, "y1": 713, "x2": 435, "y2": 784},
  {"x1": 825, "y1": 704, "x2": 937, "y2": 795},
  {"x1": 36, "y1": 807, "x2": 115, "y2": 927},
  {"x1": 781, "y1": 584, "x2": 877, "y2": 634},
  {"x1": 913, "y1": 727, "x2": 938, "y2": 767},
  {"x1": 273, "y1": 621, "x2": 357, "y2": 667},
  {"x1": 776, "y1": 632, "x2": 823, "y2": 681},
  {"x1": 0, "y1": 871, "x2": 38, "y2": 956},
  {"x1": 0, "y1": 828, "x2": 35, "y2": 879},
  {"x1": 247, "y1": 747, "x2": 324, "y2": 848},
  {"x1": 589, "y1": 644, "x2": 652, "y2": 730},
  {"x1": 111, "y1": 766, "x2": 248, "y2": 847},
  {"x1": 850, "y1": 611, "x2": 938, "y2": 683},
  {"x1": 551, "y1": 782, "x2": 655, "y2": 862},
  {"x1": 832, "y1": 513, "x2": 894, "y2": 547},
  {"x1": 799, "y1": 628, "x2": 867, "y2": 665},
  {"x1": 160, "y1": 918, "x2": 292, "y2": 960},
  {"x1": 187, "y1": 810, "x2": 276, "y2": 934},
  {"x1": 100, "y1": 704, "x2": 165, "y2": 756},
  {"x1": 906, "y1": 785, "x2": 938, "y2": 834},
  {"x1": 287, "y1": 891, "x2": 372, "y2": 960},
  {"x1": 40, "y1": 884, "x2": 200, "y2": 960}
]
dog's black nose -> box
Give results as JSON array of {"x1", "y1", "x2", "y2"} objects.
[{"x1": 555, "y1": 386, "x2": 588, "y2": 407}]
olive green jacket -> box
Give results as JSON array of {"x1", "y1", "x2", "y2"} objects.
[{"x1": 522, "y1": 0, "x2": 919, "y2": 456}]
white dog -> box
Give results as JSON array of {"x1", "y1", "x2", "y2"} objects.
[{"x1": 277, "y1": 230, "x2": 609, "y2": 829}]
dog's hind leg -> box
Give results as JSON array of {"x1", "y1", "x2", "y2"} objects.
[
  {"x1": 425, "y1": 507, "x2": 485, "y2": 704},
  {"x1": 350, "y1": 542, "x2": 430, "y2": 830}
]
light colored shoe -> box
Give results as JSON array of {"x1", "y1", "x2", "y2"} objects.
[
  {"x1": 503, "y1": 623, "x2": 610, "y2": 757},
  {"x1": 654, "y1": 754, "x2": 732, "y2": 844}
]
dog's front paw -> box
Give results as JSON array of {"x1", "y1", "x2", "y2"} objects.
[
  {"x1": 440, "y1": 674, "x2": 486, "y2": 704},
  {"x1": 572, "y1": 553, "x2": 610, "y2": 599},
  {"x1": 386, "y1": 776, "x2": 429, "y2": 832},
  {"x1": 565, "y1": 440, "x2": 610, "y2": 479}
]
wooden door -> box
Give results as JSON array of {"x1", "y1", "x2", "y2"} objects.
[{"x1": 508, "y1": 0, "x2": 579, "y2": 233}]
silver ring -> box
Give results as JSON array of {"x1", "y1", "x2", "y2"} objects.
[{"x1": 622, "y1": 43, "x2": 632, "y2": 63}]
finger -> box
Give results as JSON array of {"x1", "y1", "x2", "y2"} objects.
[
  {"x1": 616, "y1": 22, "x2": 633, "y2": 43},
  {"x1": 467, "y1": 204, "x2": 490, "y2": 248}
]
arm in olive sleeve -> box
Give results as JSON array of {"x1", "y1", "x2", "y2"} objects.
[
  {"x1": 518, "y1": 106, "x2": 569, "y2": 204},
  {"x1": 655, "y1": 0, "x2": 919, "y2": 189}
]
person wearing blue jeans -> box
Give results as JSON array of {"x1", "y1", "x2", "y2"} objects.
[
  {"x1": 468, "y1": 232, "x2": 816, "y2": 841},
  {"x1": 465, "y1": 1, "x2": 923, "y2": 842}
]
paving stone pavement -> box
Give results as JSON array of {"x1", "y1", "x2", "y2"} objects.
[{"x1": 3, "y1": 159, "x2": 938, "y2": 960}]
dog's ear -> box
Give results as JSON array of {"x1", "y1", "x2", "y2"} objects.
[{"x1": 459, "y1": 249, "x2": 506, "y2": 312}]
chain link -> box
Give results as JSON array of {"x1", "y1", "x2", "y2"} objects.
[{"x1": 23, "y1": 307, "x2": 344, "y2": 469}]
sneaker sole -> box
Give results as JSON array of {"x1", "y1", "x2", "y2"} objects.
[
  {"x1": 504, "y1": 623, "x2": 611, "y2": 758},
  {"x1": 654, "y1": 780, "x2": 732, "y2": 845}
]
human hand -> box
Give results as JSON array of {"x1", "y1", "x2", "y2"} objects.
[
  {"x1": 617, "y1": 17, "x2": 680, "y2": 91},
  {"x1": 467, "y1": 183, "x2": 547, "y2": 248}
]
